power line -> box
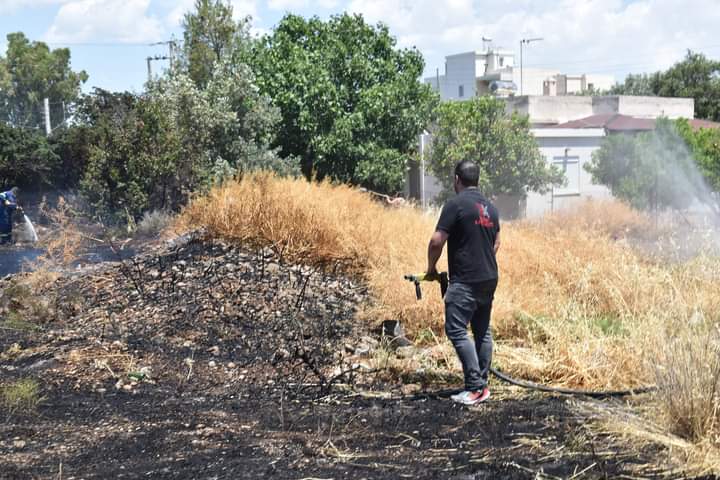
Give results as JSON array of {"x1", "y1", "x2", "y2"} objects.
[
  {"x1": 523, "y1": 43, "x2": 720, "y2": 70},
  {"x1": 45, "y1": 42, "x2": 160, "y2": 47}
]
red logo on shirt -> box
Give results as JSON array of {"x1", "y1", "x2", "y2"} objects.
[{"x1": 475, "y1": 203, "x2": 495, "y2": 228}]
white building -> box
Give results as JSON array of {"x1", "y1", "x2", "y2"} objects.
[
  {"x1": 424, "y1": 49, "x2": 615, "y2": 99},
  {"x1": 407, "y1": 95, "x2": 708, "y2": 218}
]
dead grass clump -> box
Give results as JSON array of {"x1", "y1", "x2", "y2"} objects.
[
  {"x1": 1, "y1": 378, "x2": 41, "y2": 414},
  {"x1": 38, "y1": 196, "x2": 84, "y2": 266},
  {"x1": 136, "y1": 210, "x2": 174, "y2": 238},
  {"x1": 537, "y1": 199, "x2": 659, "y2": 240},
  {"x1": 655, "y1": 326, "x2": 720, "y2": 444},
  {"x1": 176, "y1": 173, "x2": 720, "y2": 392}
]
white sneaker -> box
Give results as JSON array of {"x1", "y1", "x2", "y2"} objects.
[{"x1": 451, "y1": 388, "x2": 490, "y2": 405}]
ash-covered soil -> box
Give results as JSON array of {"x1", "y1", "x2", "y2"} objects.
[{"x1": 0, "y1": 237, "x2": 683, "y2": 479}]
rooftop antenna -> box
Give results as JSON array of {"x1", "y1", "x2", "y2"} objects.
[{"x1": 482, "y1": 37, "x2": 492, "y2": 52}]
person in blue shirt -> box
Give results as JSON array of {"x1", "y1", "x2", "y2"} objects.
[{"x1": 0, "y1": 187, "x2": 22, "y2": 245}]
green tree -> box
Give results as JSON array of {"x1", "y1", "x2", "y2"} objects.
[
  {"x1": 610, "y1": 51, "x2": 720, "y2": 121},
  {"x1": 676, "y1": 119, "x2": 720, "y2": 211},
  {"x1": 180, "y1": 0, "x2": 250, "y2": 89},
  {"x1": 0, "y1": 123, "x2": 59, "y2": 189},
  {"x1": 585, "y1": 119, "x2": 708, "y2": 211},
  {"x1": 654, "y1": 52, "x2": 720, "y2": 122},
  {"x1": 75, "y1": 89, "x2": 173, "y2": 221},
  {"x1": 0, "y1": 32, "x2": 88, "y2": 128},
  {"x1": 76, "y1": 61, "x2": 293, "y2": 222},
  {"x1": 252, "y1": 13, "x2": 438, "y2": 193},
  {"x1": 429, "y1": 96, "x2": 564, "y2": 199},
  {"x1": 609, "y1": 73, "x2": 659, "y2": 96}
]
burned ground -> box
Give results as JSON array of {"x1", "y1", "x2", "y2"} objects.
[{"x1": 0, "y1": 238, "x2": 687, "y2": 479}]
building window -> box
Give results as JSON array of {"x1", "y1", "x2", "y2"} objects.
[
  {"x1": 552, "y1": 155, "x2": 580, "y2": 195},
  {"x1": 458, "y1": 85, "x2": 464, "y2": 98}
]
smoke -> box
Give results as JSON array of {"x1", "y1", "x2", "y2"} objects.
[
  {"x1": 636, "y1": 119, "x2": 720, "y2": 258},
  {"x1": 648, "y1": 119, "x2": 719, "y2": 219}
]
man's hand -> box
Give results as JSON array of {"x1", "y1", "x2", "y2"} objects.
[{"x1": 427, "y1": 230, "x2": 448, "y2": 276}]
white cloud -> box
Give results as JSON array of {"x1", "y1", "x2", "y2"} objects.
[
  {"x1": 0, "y1": 0, "x2": 71, "y2": 14},
  {"x1": 267, "y1": 0, "x2": 309, "y2": 10},
  {"x1": 346, "y1": 0, "x2": 720, "y2": 80},
  {"x1": 266, "y1": 0, "x2": 340, "y2": 11},
  {"x1": 44, "y1": 0, "x2": 164, "y2": 43}
]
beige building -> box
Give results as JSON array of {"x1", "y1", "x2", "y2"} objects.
[{"x1": 424, "y1": 48, "x2": 614, "y2": 100}]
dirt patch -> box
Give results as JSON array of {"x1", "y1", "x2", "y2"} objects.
[{"x1": 0, "y1": 237, "x2": 690, "y2": 479}]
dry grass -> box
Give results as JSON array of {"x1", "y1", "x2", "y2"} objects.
[
  {"x1": 655, "y1": 325, "x2": 720, "y2": 443},
  {"x1": 176, "y1": 173, "x2": 720, "y2": 464},
  {"x1": 1, "y1": 378, "x2": 41, "y2": 414},
  {"x1": 38, "y1": 196, "x2": 85, "y2": 266}
]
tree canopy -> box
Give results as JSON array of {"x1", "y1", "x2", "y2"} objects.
[
  {"x1": 252, "y1": 13, "x2": 438, "y2": 193},
  {"x1": 0, "y1": 32, "x2": 88, "y2": 129},
  {"x1": 611, "y1": 51, "x2": 720, "y2": 121},
  {"x1": 585, "y1": 119, "x2": 714, "y2": 212},
  {"x1": 180, "y1": 0, "x2": 251, "y2": 89},
  {"x1": 429, "y1": 96, "x2": 564, "y2": 200}
]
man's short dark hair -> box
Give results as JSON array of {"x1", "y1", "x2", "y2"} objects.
[{"x1": 454, "y1": 160, "x2": 479, "y2": 187}]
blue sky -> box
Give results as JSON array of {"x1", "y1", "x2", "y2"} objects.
[{"x1": 2, "y1": 0, "x2": 720, "y2": 94}]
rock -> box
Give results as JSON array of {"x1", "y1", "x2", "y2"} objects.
[
  {"x1": 208, "y1": 346, "x2": 220, "y2": 356},
  {"x1": 382, "y1": 320, "x2": 412, "y2": 347},
  {"x1": 12, "y1": 440, "x2": 26, "y2": 449},
  {"x1": 395, "y1": 346, "x2": 415, "y2": 359},
  {"x1": 400, "y1": 383, "x2": 421, "y2": 395},
  {"x1": 25, "y1": 358, "x2": 56, "y2": 371},
  {"x1": 208, "y1": 361, "x2": 217, "y2": 368},
  {"x1": 227, "y1": 362, "x2": 236, "y2": 369}
]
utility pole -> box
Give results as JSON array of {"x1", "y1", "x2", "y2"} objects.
[
  {"x1": 43, "y1": 97, "x2": 51, "y2": 137},
  {"x1": 519, "y1": 37, "x2": 543, "y2": 96},
  {"x1": 148, "y1": 39, "x2": 178, "y2": 76},
  {"x1": 419, "y1": 132, "x2": 426, "y2": 209},
  {"x1": 146, "y1": 54, "x2": 170, "y2": 83}
]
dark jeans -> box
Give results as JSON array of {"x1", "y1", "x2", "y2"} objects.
[{"x1": 444, "y1": 280, "x2": 497, "y2": 392}]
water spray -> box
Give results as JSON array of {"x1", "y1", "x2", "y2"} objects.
[{"x1": 22, "y1": 214, "x2": 39, "y2": 243}]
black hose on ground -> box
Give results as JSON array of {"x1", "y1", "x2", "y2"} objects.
[
  {"x1": 402, "y1": 367, "x2": 655, "y2": 401},
  {"x1": 488, "y1": 367, "x2": 656, "y2": 398}
]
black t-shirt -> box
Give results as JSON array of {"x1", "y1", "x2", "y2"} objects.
[{"x1": 435, "y1": 188, "x2": 500, "y2": 283}]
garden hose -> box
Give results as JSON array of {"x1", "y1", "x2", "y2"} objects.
[{"x1": 402, "y1": 273, "x2": 656, "y2": 400}]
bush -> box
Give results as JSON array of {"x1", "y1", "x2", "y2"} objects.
[
  {"x1": 1, "y1": 378, "x2": 41, "y2": 413},
  {"x1": 0, "y1": 122, "x2": 59, "y2": 189}
]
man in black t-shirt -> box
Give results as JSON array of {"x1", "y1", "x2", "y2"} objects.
[{"x1": 426, "y1": 160, "x2": 500, "y2": 405}]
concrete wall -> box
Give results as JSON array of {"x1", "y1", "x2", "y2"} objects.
[
  {"x1": 511, "y1": 68, "x2": 558, "y2": 96},
  {"x1": 506, "y1": 95, "x2": 696, "y2": 125},
  {"x1": 444, "y1": 52, "x2": 477, "y2": 100},
  {"x1": 525, "y1": 129, "x2": 611, "y2": 217},
  {"x1": 506, "y1": 95, "x2": 594, "y2": 125},
  {"x1": 592, "y1": 96, "x2": 694, "y2": 119}
]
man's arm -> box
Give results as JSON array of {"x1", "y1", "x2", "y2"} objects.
[{"x1": 427, "y1": 230, "x2": 448, "y2": 275}]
